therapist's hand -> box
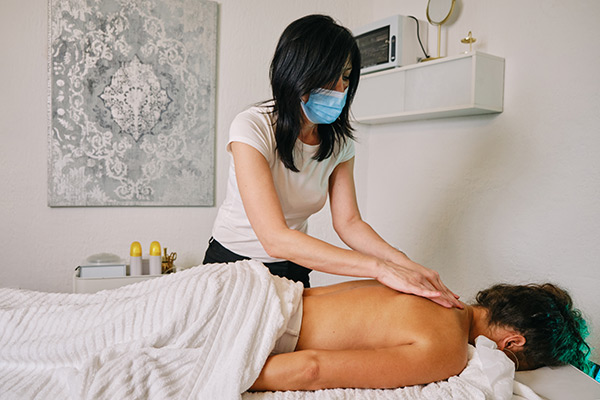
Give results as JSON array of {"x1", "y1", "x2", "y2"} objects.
[{"x1": 376, "y1": 259, "x2": 462, "y2": 309}]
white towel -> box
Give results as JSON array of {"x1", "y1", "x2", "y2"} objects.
[{"x1": 0, "y1": 260, "x2": 303, "y2": 400}]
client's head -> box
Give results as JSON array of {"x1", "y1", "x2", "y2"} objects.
[{"x1": 475, "y1": 283, "x2": 590, "y2": 371}]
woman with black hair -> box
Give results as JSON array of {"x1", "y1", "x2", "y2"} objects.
[{"x1": 204, "y1": 14, "x2": 460, "y2": 308}]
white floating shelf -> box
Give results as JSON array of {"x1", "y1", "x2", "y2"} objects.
[{"x1": 352, "y1": 51, "x2": 505, "y2": 124}]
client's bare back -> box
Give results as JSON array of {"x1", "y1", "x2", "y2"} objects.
[
  {"x1": 251, "y1": 280, "x2": 472, "y2": 391},
  {"x1": 297, "y1": 280, "x2": 470, "y2": 352}
]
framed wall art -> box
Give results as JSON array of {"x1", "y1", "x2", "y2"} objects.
[{"x1": 48, "y1": 0, "x2": 217, "y2": 206}]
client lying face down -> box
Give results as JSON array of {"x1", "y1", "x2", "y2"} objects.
[{"x1": 251, "y1": 280, "x2": 590, "y2": 391}]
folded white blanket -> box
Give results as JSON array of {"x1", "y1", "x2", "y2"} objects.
[{"x1": 0, "y1": 260, "x2": 303, "y2": 400}]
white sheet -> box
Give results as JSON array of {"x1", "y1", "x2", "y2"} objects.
[
  {"x1": 0, "y1": 260, "x2": 303, "y2": 399},
  {"x1": 515, "y1": 364, "x2": 600, "y2": 400},
  {"x1": 0, "y1": 260, "x2": 531, "y2": 399}
]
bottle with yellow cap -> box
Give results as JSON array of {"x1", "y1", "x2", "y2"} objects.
[
  {"x1": 149, "y1": 241, "x2": 162, "y2": 275},
  {"x1": 130, "y1": 241, "x2": 142, "y2": 275}
]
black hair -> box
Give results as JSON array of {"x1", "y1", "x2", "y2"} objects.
[
  {"x1": 475, "y1": 283, "x2": 591, "y2": 372},
  {"x1": 268, "y1": 14, "x2": 361, "y2": 171}
]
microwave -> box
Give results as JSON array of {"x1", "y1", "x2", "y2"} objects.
[{"x1": 353, "y1": 15, "x2": 428, "y2": 75}]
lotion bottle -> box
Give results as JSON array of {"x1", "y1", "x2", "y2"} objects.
[
  {"x1": 149, "y1": 241, "x2": 162, "y2": 275},
  {"x1": 130, "y1": 241, "x2": 142, "y2": 275}
]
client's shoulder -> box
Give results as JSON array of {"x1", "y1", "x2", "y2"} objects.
[{"x1": 399, "y1": 293, "x2": 470, "y2": 341}]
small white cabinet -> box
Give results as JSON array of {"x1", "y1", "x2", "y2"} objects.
[
  {"x1": 352, "y1": 51, "x2": 505, "y2": 124},
  {"x1": 73, "y1": 273, "x2": 160, "y2": 293}
]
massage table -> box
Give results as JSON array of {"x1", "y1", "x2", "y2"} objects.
[
  {"x1": 1, "y1": 260, "x2": 598, "y2": 399},
  {"x1": 515, "y1": 365, "x2": 600, "y2": 400}
]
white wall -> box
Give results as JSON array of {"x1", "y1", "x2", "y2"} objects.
[
  {"x1": 1, "y1": 0, "x2": 598, "y2": 361},
  {"x1": 351, "y1": 0, "x2": 600, "y2": 361},
  {"x1": 0, "y1": 0, "x2": 371, "y2": 291}
]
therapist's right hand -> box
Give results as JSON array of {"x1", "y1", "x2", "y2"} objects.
[{"x1": 376, "y1": 260, "x2": 462, "y2": 309}]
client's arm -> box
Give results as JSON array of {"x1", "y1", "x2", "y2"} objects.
[{"x1": 250, "y1": 342, "x2": 468, "y2": 391}]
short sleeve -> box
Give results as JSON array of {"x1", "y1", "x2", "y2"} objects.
[
  {"x1": 337, "y1": 138, "x2": 355, "y2": 164},
  {"x1": 227, "y1": 107, "x2": 276, "y2": 163}
]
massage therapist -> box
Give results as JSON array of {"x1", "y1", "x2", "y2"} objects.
[{"x1": 203, "y1": 14, "x2": 460, "y2": 308}]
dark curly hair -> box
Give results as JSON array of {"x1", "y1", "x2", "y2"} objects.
[
  {"x1": 268, "y1": 14, "x2": 361, "y2": 172},
  {"x1": 475, "y1": 283, "x2": 591, "y2": 372}
]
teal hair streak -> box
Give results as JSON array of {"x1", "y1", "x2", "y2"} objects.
[
  {"x1": 550, "y1": 305, "x2": 591, "y2": 373},
  {"x1": 589, "y1": 361, "x2": 600, "y2": 382}
]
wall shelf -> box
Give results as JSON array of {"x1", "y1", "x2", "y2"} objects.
[{"x1": 352, "y1": 51, "x2": 505, "y2": 124}]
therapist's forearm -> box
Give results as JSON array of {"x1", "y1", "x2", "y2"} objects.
[
  {"x1": 261, "y1": 226, "x2": 383, "y2": 279},
  {"x1": 334, "y1": 218, "x2": 413, "y2": 266},
  {"x1": 263, "y1": 222, "x2": 460, "y2": 308}
]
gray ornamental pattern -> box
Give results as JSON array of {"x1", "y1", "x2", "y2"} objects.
[{"x1": 48, "y1": 0, "x2": 217, "y2": 206}]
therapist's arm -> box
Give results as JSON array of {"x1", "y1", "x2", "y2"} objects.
[
  {"x1": 327, "y1": 158, "x2": 460, "y2": 306},
  {"x1": 230, "y1": 142, "x2": 459, "y2": 308}
]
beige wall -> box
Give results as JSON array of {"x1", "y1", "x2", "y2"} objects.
[{"x1": 1, "y1": 0, "x2": 598, "y2": 360}]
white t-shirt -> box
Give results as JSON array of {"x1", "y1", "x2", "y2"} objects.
[{"x1": 211, "y1": 104, "x2": 355, "y2": 263}]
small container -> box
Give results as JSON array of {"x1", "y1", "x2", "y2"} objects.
[
  {"x1": 130, "y1": 242, "x2": 142, "y2": 275},
  {"x1": 149, "y1": 241, "x2": 162, "y2": 275}
]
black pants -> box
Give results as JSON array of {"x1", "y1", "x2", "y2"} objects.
[{"x1": 203, "y1": 238, "x2": 312, "y2": 288}]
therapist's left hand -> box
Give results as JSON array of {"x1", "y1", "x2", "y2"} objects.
[
  {"x1": 410, "y1": 261, "x2": 462, "y2": 308},
  {"x1": 378, "y1": 259, "x2": 462, "y2": 309}
]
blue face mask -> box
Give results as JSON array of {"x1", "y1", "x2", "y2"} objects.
[{"x1": 300, "y1": 88, "x2": 348, "y2": 124}]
